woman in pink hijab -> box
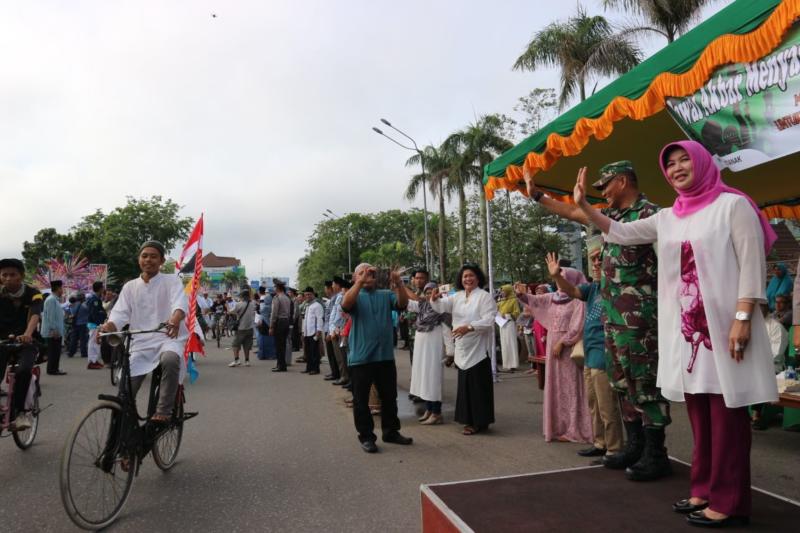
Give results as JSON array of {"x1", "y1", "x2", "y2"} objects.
[
  {"x1": 517, "y1": 268, "x2": 592, "y2": 444},
  {"x1": 574, "y1": 140, "x2": 778, "y2": 528}
]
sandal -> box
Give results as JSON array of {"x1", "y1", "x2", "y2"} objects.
[{"x1": 463, "y1": 425, "x2": 479, "y2": 435}]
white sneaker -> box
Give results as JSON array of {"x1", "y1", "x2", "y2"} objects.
[
  {"x1": 228, "y1": 360, "x2": 241, "y2": 367},
  {"x1": 244, "y1": 361, "x2": 250, "y2": 367},
  {"x1": 14, "y1": 412, "x2": 32, "y2": 430}
]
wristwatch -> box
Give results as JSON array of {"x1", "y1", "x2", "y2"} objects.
[
  {"x1": 467, "y1": 325, "x2": 474, "y2": 332},
  {"x1": 734, "y1": 311, "x2": 751, "y2": 321}
]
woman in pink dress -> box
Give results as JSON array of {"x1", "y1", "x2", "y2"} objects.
[{"x1": 518, "y1": 270, "x2": 592, "y2": 443}]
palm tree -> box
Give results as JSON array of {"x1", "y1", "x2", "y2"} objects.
[
  {"x1": 602, "y1": 0, "x2": 717, "y2": 44},
  {"x1": 222, "y1": 269, "x2": 247, "y2": 292},
  {"x1": 444, "y1": 115, "x2": 514, "y2": 273},
  {"x1": 405, "y1": 145, "x2": 452, "y2": 283},
  {"x1": 513, "y1": 6, "x2": 641, "y2": 108}
]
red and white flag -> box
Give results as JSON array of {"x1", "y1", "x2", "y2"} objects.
[{"x1": 179, "y1": 214, "x2": 204, "y2": 360}]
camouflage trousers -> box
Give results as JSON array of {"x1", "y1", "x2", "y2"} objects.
[{"x1": 604, "y1": 323, "x2": 670, "y2": 427}]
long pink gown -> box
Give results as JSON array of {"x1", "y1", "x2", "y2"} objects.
[{"x1": 521, "y1": 293, "x2": 592, "y2": 443}]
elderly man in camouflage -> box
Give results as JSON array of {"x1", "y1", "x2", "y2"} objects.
[{"x1": 524, "y1": 161, "x2": 671, "y2": 482}]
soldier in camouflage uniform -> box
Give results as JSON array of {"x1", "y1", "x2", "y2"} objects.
[{"x1": 524, "y1": 161, "x2": 671, "y2": 482}]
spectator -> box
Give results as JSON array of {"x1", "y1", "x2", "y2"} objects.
[
  {"x1": 340, "y1": 263, "x2": 411, "y2": 453},
  {"x1": 407, "y1": 282, "x2": 447, "y2": 425},
  {"x1": 42, "y1": 280, "x2": 67, "y2": 375},
  {"x1": 228, "y1": 289, "x2": 255, "y2": 367},
  {"x1": 430, "y1": 263, "x2": 497, "y2": 436},
  {"x1": 516, "y1": 265, "x2": 592, "y2": 444},
  {"x1": 766, "y1": 262, "x2": 793, "y2": 311},
  {"x1": 302, "y1": 287, "x2": 324, "y2": 375},
  {"x1": 772, "y1": 294, "x2": 793, "y2": 329},
  {"x1": 497, "y1": 285, "x2": 521, "y2": 372},
  {"x1": 68, "y1": 293, "x2": 89, "y2": 358}
]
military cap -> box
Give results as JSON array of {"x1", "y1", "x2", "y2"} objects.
[{"x1": 592, "y1": 160, "x2": 634, "y2": 190}]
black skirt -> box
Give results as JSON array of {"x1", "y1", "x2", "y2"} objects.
[{"x1": 455, "y1": 356, "x2": 495, "y2": 428}]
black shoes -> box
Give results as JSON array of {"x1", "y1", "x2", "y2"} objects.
[
  {"x1": 47, "y1": 370, "x2": 68, "y2": 375},
  {"x1": 361, "y1": 440, "x2": 379, "y2": 453},
  {"x1": 271, "y1": 367, "x2": 287, "y2": 372},
  {"x1": 382, "y1": 431, "x2": 413, "y2": 445},
  {"x1": 673, "y1": 498, "x2": 709, "y2": 514},
  {"x1": 577, "y1": 446, "x2": 606, "y2": 457},
  {"x1": 324, "y1": 375, "x2": 336, "y2": 381},
  {"x1": 603, "y1": 420, "x2": 645, "y2": 470},
  {"x1": 308, "y1": 370, "x2": 320, "y2": 375},
  {"x1": 332, "y1": 379, "x2": 343, "y2": 385},
  {"x1": 625, "y1": 426, "x2": 672, "y2": 481},
  {"x1": 686, "y1": 511, "x2": 749, "y2": 528}
]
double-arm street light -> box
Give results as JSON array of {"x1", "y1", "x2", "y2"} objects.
[
  {"x1": 323, "y1": 209, "x2": 352, "y2": 273},
  {"x1": 372, "y1": 118, "x2": 431, "y2": 274}
]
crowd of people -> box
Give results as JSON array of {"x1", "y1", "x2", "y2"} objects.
[{"x1": 2, "y1": 140, "x2": 799, "y2": 529}]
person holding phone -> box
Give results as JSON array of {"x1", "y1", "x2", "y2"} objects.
[{"x1": 340, "y1": 263, "x2": 411, "y2": 453}]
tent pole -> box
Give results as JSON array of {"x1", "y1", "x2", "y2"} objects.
[{"x1": 485, "y1": 193, "x2": 498, "y2": 382}]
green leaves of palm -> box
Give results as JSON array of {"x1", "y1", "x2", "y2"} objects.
[
  {"x1": 602, "y1": 0, "x2": 715, "y2": 43},
  {"x1": 513, "y1": 7, "x2": 641, "y2": 108}
]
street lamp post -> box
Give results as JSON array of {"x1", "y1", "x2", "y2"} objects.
[
  {"x1": 323, "y1": 210, "x2": 352, "y2": 273},
  {"x1": 372, "y1": 119, "x2": 431, "y2": 274}
]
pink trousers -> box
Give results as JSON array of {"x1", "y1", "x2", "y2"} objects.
[{"x1": 685, "y1": 393, "x2": 751, "y2": 517}]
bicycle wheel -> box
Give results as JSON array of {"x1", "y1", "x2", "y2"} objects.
[
  {"x1": 12, "y1": 394, "x2": 39, "y2": 450},
  {"x1": 60, "y1": 400, "x2": 137, "y2": 531},
  {"x1": 152, "y1": 398, "x2": 184, "y2": 471}
]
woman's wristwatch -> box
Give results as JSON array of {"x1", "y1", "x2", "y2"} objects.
[
  {"x1": 734, "y1": 311, "x2": 751, "y2": 321},
  {"x1": 467, "y1": 325, "x2": 474, "y2": 332}
]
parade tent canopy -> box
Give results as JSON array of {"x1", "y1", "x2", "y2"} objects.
[{"x1": 483, "y1": 0, "x2": 800, "y2": 218}]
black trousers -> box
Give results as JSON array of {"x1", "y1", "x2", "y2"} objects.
[
  {"x1": 68, "y1": 324, "x2": 88, "y2": 357},
  {"x1": 304, "y1": 335, "x2": 320, "y2": 372},
  {"x1": 325, "y1": 338, "x2": 340, "y2": 379},
  {"x1": 350, "y1": 360, "x2": 401, "y2": 443},
  {"x1": 273, "y1": 319, "x2": 290, "y2": 370},
  {"x1": 46, "y1": 336, "x2": 63, "y2": 373}
]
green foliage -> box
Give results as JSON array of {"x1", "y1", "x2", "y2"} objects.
[
  {"x1": 21, "y1": 196, "x2": 194, "y2": 283},
  {"x1": 222, "y1": 269, "x2": 248, "y2": 291},
  {"x1": 297, "y1": 209, "x2": 438, "y2": 290},
  {"x1": 602, "y1": 0, "x2": 717, "y2": 43},
  {"x1": 513, "y1": 6, "x2": 641, "y2": 108}
]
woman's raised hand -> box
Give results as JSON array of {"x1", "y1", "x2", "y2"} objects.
[
  {"x1": 573, "y1": 166, "x2": 588, "y2": 206},
  {"x1": 545, "y1": 252, "x2": 561, "y2": 278}
]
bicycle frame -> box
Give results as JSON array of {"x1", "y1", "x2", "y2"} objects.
[
  {"x1": 96, "y1": 329, "x2": 194, "y2": 475},
  {"x1": 0, "y1": 346, "x2": 40, "y2": 434}
]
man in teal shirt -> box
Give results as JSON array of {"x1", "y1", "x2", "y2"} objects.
[{"x1": 341, "y1": 262, "x2": 412, "y2": 453}]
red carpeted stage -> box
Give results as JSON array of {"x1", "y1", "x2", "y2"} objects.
[{"x1": 420, "y1": 460, "x2": 800, "y2": 532}]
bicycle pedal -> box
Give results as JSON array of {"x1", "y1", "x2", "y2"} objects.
[{"x1": 183, "y1": 411, "x2": 199, "y2": 420}]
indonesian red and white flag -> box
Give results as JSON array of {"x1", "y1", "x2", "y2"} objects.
[{"x1": 179, "y1": 215, "x2": 205, "y2": 359}]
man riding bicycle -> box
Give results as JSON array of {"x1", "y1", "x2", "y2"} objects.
[
  {"x1": 0, "y1": 258, "x2": 43, "y2": 431},
  {"x1": 99, "y1": 241, "x2": 188, "y2": 423}
]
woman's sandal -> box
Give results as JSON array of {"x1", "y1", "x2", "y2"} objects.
[{"x1": 463, "y1": 425, "x2": 480, "y2": 435}]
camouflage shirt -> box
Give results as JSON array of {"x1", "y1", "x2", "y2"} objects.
[{"x1": 600, "y1": 194, "x2": 659, "y2": 329}]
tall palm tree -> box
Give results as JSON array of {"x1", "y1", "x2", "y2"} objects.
[
  {"x1": 405, "y1": 145, "x2": 451, "y2": 282},
  {"x1": 513, "y1": 6, "x2": 641, "y2": 108},
  {"x1": 444, "y1": 115, "x2": 514, "y2": 273},
  {"x1": 602, "y1": 0, "x2": 717, "y2": 44}
]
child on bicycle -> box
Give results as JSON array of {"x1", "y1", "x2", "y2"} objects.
[
  {"x1": 99, "y1": 241, "x2": 188, "y2": 423},
  {"x1": 0, "y1": 258, "x2": 43, "y2": 430}
]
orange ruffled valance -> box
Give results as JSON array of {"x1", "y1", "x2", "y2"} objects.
[{"x1": 485, "y1": 0, "x2": 800, "y2": 198}]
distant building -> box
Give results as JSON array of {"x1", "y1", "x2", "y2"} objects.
[{"x1": 182, "y1": 252, "x2": 246, "y2": 292}]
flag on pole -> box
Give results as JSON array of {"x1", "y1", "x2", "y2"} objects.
[{"x1": 179, "y1": 215, "x2": 205, "y2": 368}]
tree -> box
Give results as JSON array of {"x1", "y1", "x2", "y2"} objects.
[
  {"x1": 360, "y1": 242, "x2": 416, "y2": 269},
  {"x1": 21, "y1": 228, "x2": 75, "y2": 273},
  {"x1": 444, "y1": 114, "x2": 514, "y2": 273},
  {"x1": 502, "y1": 88, "x2": 558, "y2": 142},
  {"x1": 513, "y1": 7, "x2": 641, "y2": 108},
  {"x1": 20, "y1": 196, "x2": 194, "y2": 283},
  {"x1": 405, "y1": 145, "x2": 452, "y2": 283},
  {"x1": 222, "y1": 269, "x2": 247, "y2": 292},
  {"x1": 603, "y1": 0, "x2": 718, "y2": 44}
]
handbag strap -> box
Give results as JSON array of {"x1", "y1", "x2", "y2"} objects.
[{"x1": 236, "y1": 301, "x2": 251, "y2": 328}]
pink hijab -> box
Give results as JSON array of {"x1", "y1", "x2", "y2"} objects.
[{"x1": 658, "y1": 140, "x2": 777, "y2": 253}]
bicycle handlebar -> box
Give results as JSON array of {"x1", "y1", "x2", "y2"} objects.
[{"x1": 98, "y1": 323, "x2": 169, "y2": 346}]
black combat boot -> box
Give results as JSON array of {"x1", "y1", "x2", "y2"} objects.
[
  {"x1": 602, "y1": 420, "x2": 644, "y2": 470},
  {"x1": 625, "y1": 426, "x2": 672, "y2": 481}
]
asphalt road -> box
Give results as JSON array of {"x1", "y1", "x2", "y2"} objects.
[{"x1": 2, "y1": 339, "x2": 798, "y2": 532}]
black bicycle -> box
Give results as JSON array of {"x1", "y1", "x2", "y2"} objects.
[
  {"x1": 109, "y1": 343, "x2": 123, "y2": 386},
  {"x1": 0, "y1": 339, "x2": 43, "y2": 450},
  {"x1": 60, "y1": 324, "x2": 197, "y2": 530}
]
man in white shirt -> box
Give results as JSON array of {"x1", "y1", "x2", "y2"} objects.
[
  {"x1": 302, "y1": 287, "x2": 324, "y2": 375},
  {"x1": 100, "y1": 241, "x2": 188, "y2": 423}
]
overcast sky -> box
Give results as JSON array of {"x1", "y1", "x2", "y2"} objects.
[{"x1": 1, "y1": 1, "x2": 725, "y2": 283}]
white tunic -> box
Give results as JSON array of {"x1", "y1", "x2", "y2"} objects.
[
  {"x1": 430, "y1": 288, "x2": 497, "y2": 371},
  {"x1": 108, "y1": 273, "x2": 189, "y2": 378},
  {"x1": 406, "y1": 300, "x2": 444, "y2": 402},
  {"x1": 606, "y1": 192, "x2": 778, "y2": 407}
]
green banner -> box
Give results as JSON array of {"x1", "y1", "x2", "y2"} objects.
[{"x1": 666, "y1": 23, "x2": 800, "y2": 171}]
